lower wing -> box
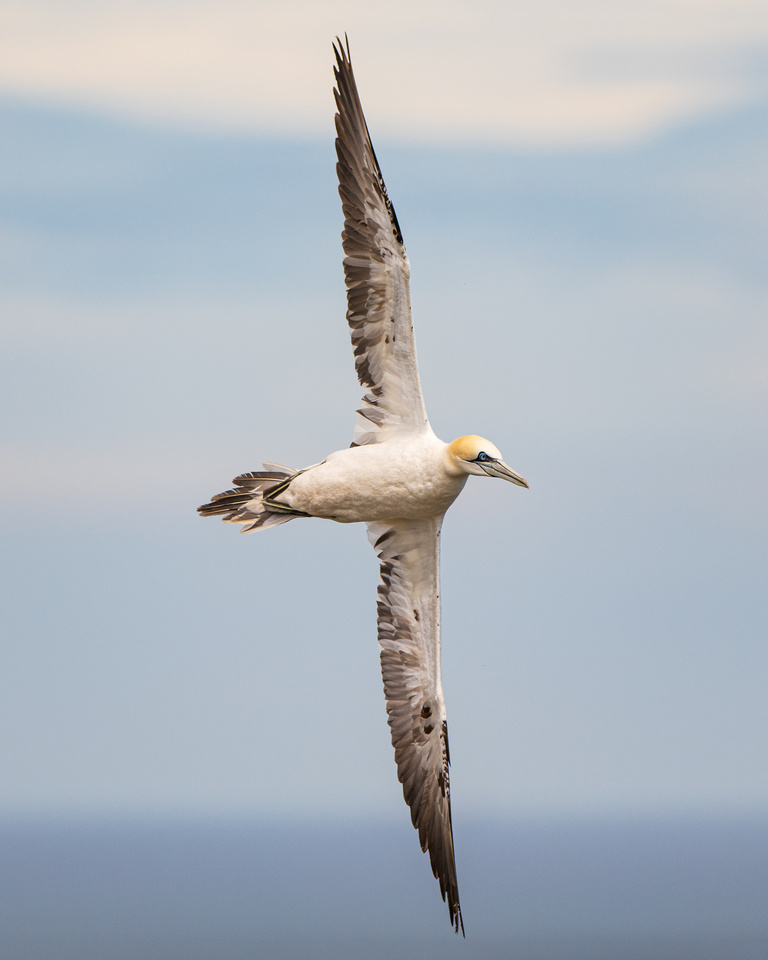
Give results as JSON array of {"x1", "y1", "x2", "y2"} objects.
[{"x1": 366, "y1": 516, "x2": 463, "y2": 935}]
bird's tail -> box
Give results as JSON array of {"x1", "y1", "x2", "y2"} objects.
[{"x1": 197, "y1": 462, "x2": 307, "y2": 533}]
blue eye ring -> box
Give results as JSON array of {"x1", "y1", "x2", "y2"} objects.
[{"x1": 475, "y1": 451, "x2": 491, "y2": 462}]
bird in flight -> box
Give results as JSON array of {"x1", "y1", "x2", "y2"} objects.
[{"x1": 198, "y1": 37, "x2": 528, "y2": 935}]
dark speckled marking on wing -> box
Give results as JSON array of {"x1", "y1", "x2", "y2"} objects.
[
  {"x1": 366, "y1": 517, "x2": 464, "y2": 935},
  {"x1": 333, "y1": 38, "x2": 430, "y2": 446}
]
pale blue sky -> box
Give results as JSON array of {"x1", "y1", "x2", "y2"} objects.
[{"x1": 1, "y1": 6, "x2": 767, "y2": 822}]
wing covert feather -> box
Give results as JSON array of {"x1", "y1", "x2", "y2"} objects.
[
  {"x1": 367, "y1": 518, "x2": 464, "y2": 935},
  {"x1": 333, "y1": 39, "x2": 429, "y2": 445}
]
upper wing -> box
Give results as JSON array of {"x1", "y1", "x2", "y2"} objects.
[
  {"x1": 333, "y1": 39, "x2": 430, "y2": 446},
  {"x1": 367, "y1": 517, "x2": 463, "y2": 935}
]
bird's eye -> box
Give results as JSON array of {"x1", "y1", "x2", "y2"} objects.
[{"x1": 475, "y1": 451, "x2": 490, "y2": 462}]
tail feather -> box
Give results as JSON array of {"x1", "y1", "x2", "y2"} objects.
[
  {"x1": 232, "y1": 470, "x2": 289, "y2": 486},
  {"x1": 198, "y1": 464, "x2": 306, "y2": 532},
  {"x1": 239, "y1": 513, "x2": 296, "y2": 533}
]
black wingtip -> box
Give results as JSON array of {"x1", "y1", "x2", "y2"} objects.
[
  {"x1": 332, "y1": 34, "x2": 351, "y2": 64},
  {"x1": 331, "y1": 37, "x2": 405, "y2": 248},
  {"x1": 445, "y1": 874, "x2": 464, "y2": 936}
]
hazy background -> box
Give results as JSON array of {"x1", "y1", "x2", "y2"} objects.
[{"x1": 1, "y1": 0, "x2": 767, "y2": 953}]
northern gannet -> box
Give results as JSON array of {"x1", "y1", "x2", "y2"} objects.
[{"x1": 198, "y1": 38, "x2": 528, "y2": 935}]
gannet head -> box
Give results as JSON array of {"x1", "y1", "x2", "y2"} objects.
[{"x1": 447, "y1": 435, "x2": 529, "y2": 487}]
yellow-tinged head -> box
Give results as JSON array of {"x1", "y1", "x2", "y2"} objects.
[{"x1": 448, "y1": 435, "x2": 529, "y2": 487}]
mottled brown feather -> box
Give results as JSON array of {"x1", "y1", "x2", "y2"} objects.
[
  {"x1": 333, "y1": 38, "x2": 429, "y2": 446},
  {"x1": 367, "y1": 518, "x2": 464, "y2": 935}
]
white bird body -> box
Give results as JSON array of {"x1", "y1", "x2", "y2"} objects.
[
  {"x1": 280, "y1": 433, "x2": 468, "y2": 523},
  {"x1": 199, "y1": 39, "x2": 528, "y2": 935}
]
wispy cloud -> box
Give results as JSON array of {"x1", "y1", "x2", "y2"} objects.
[{"x1": 1, "y1": 0, "x2": 766, "y2": 145}]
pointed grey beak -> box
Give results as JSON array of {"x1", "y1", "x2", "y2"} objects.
[{"x1": 481, "y1": 460, "x2": 529, "y2": 487}]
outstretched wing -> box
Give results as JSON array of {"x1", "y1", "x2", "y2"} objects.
[
  {"x1": 367, "y1": 517, "x2": 463, "y2": 935},
  {"x1": 333, "y1": 39, "x2": 429, "y2": 446}
]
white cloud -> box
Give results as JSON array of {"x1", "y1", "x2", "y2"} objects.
[{"x1": 0, "y1": 0, "x2": 766, "y2": 146}]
